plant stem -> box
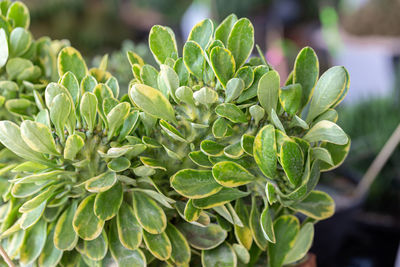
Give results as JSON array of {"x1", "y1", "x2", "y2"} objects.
[
  {"x1": 354, "y1": 123, "x2": 400, "y2": 200},
  {"x1": 0, "y1": 245, "x2": 14, "y2": 267}
]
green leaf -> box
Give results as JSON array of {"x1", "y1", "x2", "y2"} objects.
[
  {"x1": 106, "y1": 76, "x2": 120, "y2": 98},
  {"x1": 189, "y1": 151, "x2": 212, "y2": 168},
  {"x1": 20, "y1": 120, "x2": 59, "y2": 155},
  {"x1": 184, "y1": 199, "x2": 201, "y2": 222},
  {"x1": 224, "y1": 142, "x2": 244, "y2": 159},
  {"x1": 38, "y1": 224, "x2": 63, "y2": 267},
  {"x1": 293, "y1": 47, "x2": 319, "y2": 107},
  {"x1": 290, "y1": 190, "x2": 335, "y2": 219},
  {"x1": 80, "y1": 92, "x2": 98, "y2": 132},
  {"x1": 225, "y1": 78, "x2": 244, "y2": 102},
  {"x1": 84, "y1": 231, "x2": 108, "y2": 261},
  {"x1": 60, "y1": 71, "x2": 80, "y2": 106},
  {"x1": 271, "y1": 108, "x2": 285, "y2": 133},
  {"x1": 35, "y1": 109, "x2": 51, "y2": 127},
  {"x1": 240, "y1": 134, "x2": 254, "y2": 156},
  {"x1": 9, "y1": 27, "x2": 31, "y2": 57},
  {"x1": 4, "y1": 98, "x2": 31, "y2": 116},
  {"x1": 58, "y1": 47, "x2": 88, "y2": 82},
  {"x1": 130, "y1": 84, "x2": 176, "y2": 123},
  {"x1": 94, "y1": 182, "x2": 123, "y2": 221},
  {"x1": 165, "y1": 223, "x2": 191, "y2": 265},
  {"x1": 127, "y1": 51, "x2": 144, "y2": 66},
  {"x1": 258, "y1": 70, "x2": 279, "y2": 116},
  {"x1": 99, "y1": 53, "x2": 108, "y2": 70},
  {"x1": 64, "y1": 134, "x2": 84, "y2": 161},
  {"x1": 233, "y1": 243, "x2": 250, "y2": 264},
  {"x1": 117, "y1": 202, "x2": 142, "y2": 250},
  {"x1": 117, "y1": 110, "x2": 140, "y2": 142},
  {"x1": 212, "y1": 161, "x2": 255, "y2": 187},
  {"x1": 183, "y1": 40, "x2": 205, "y2": 79},
  {"x1": 107, "y1": 102, "x2": 130, "y2": 140},
  {"x1": 192, "y1": 187, "x2": 249, "y2": 209},
  {"x1": 140, "y1": 156, "x2": 166, "y2": 171},
  {"x1": 160, "y1": 119, "x2": 186, "y2": 142},
  {"x1": 289, "y1": 115, "x2": 309, "y2": 130},
  {"x1": 93, "y1": 83, "x2": 113, "y2": 126},
  {"x1": 54, "y1": 202, "x2": 78, "y2": 250},
  {"x1": 212, "y1": 117, "x2": 230, "y2": 139},
  {"x1": 11, "y1": 180, "x2": 51, "y2": 198},
  {"x1": 143, "y1": 230, "x2": 172, "y2": 261},
  {"x1": 320, "y1": 140, "x2": 351, "y2": 171},
  {"x1": 215, "y1": 14, "x2": 238, "y2": 45},
  {"x1": 5, "y1": 58, "x2": 31, "y2": 80},
  {"x1": 73, "y1": 195, "x2": 105, "y2": 240},
  {"x1": 249, "y1": 105, "x2": 265, "y2": 125},
  {"x1": 107, "y1": 157, "x2": 131, "y2": 172},
  {"x1": 234, "y1": 199, "x2": 253, "y2": 250},
  {"x1": 202, "y1": 242, "x2": 237, "y2": 267},
  {"x1": 133, "y1": 190, "x2": 166, "y2": 234},
  {"x1": 44, "y1": 82, "x2": 72, "y2": 108},
  {"x1": 260, "y1": 204, "x2": 275, "y2": 243},
  {"x1": 0, "y1": 29, "x2": 8, "y2": 68},
  {"x1": 210, "y1": 46, "x2": 235, "y2": 88},
  {"x1": 158, "y1": 64, "x2": 179, "y2": 100},
  {"x1": 20, "y1": 219, "x2": 47, "y2": 265},
  {"x1": 81, "y1": 75, "x2": 98, "y2": 93},
  {"x1": 50, "y1": 93, "x2": 72, "y2": 142},
  {"x1": 227, "y1": 18, "x2": 254, "y2": 68},
  {"x1": 175, "y1": 86, "x2": 194, "y2": 105},
  {"x1": 306, "y1": 66, "x2": 349, "y2": 122},
  {"x1": 313, "y1": 108, "x2": 338, "y2": 124},
  {"x1": 174, "y1": 58, "x2": 190, "y2": 86},
  {"x1": 200, "y1": 140, "x2": 225, "y2": 156},
  {"x1": 267, "y1": 215, "x2": 299, "y2": 267},
  {"x1": 284, "y1": 222, "x2": 314, "y2": 265},
  {"x1": 178, "y1": 223, "x2": 227, "y2": 250},
  {"x1": 149, "y1": 25, "x2": 178, "y2": 64},
  {"x1": 140, "y1": 64, "x2": 159, "y2": 89},
  {"x1": 235, "y1": 66, "x2": 254, "y2": 89},
  {"x1": 20, "y1": 201, "x2": 46, "y2": 230},
  {"x1": 249, "y1": 197, "x2": 268, "y2": 250},
  {"x1": 85, "y1": 171, "x2": 117, "y2": 193},
  {"x1": 312, "y1": 147, "x2": 334, "y2": 166},
  {"x1": 6, "y1": 1, "x2": 30, "y2": 29},
  {"x1": 279, "y1": 83, "x2": 302, "y2": 116},
  {"x1": 280, "y1": 140, "x2": 304, "y2": 186},
  {"x1": 193, "y1": 86, "x2": 218, "y2": 105},
  {"x1": 0, "y1": 121, "x2": 49, "y2": 164},
  {"x1": 11, "y1": 170, "x2": 64, "y2": 185},
  {"x1": 19, "y1": 184, "x2": 58, "y2": 213},
  {"x1": 253, "y1": 125, "x2": 277, "y2": 179},
  {"x1": 188, "y1": 19, "x2": 213, "y2": 49},
  {"x1": 102, "y1": 144, "x2": 146, "y2": 158},
  {"x1": 303, "y1": 120, "x2": 348, "y2": 145},
  {"x1": 109, "y1": 219, "x2": 146, "y2": 267},
  {"x1": 171, "y1": 169, "x2": 223, "y2": 199},
  {"x1": 215, "y1": 103, "x2": 247, "y2": 123}
]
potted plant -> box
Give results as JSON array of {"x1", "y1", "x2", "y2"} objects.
[{"x1": 0, "y1": 3, "x2": 350, "y2": 267}]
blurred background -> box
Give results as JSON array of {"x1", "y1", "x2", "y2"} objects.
[{"x1": 24, "y1": 0, "x2": 400, "y2": 266}]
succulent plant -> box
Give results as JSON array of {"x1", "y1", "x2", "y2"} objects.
[
  {"x1": 0, "y1": 8, "x2": 351, "y2": 267},
  {"x1": 0, "y1": 0, "x2": 69, "y2": 120}
]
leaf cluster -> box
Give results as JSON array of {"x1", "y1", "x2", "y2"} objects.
[{"x1": 0, "y1": 6, "x2": 351, "y2": 267}]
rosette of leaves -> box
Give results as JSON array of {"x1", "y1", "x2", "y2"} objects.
[
  {"x1": 0, "y1": 45, "x2": 183, "y2": 266},
  {"x1": 126, "y1": 15, "x2": 351, "y2": 266},
  {"x1": 0, "y1": 0, "x2": 69, "y2": 120}
]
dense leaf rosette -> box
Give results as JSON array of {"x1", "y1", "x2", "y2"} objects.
[{"x1": 0, "y1": 7, "x2": 350, "y2": 267}]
